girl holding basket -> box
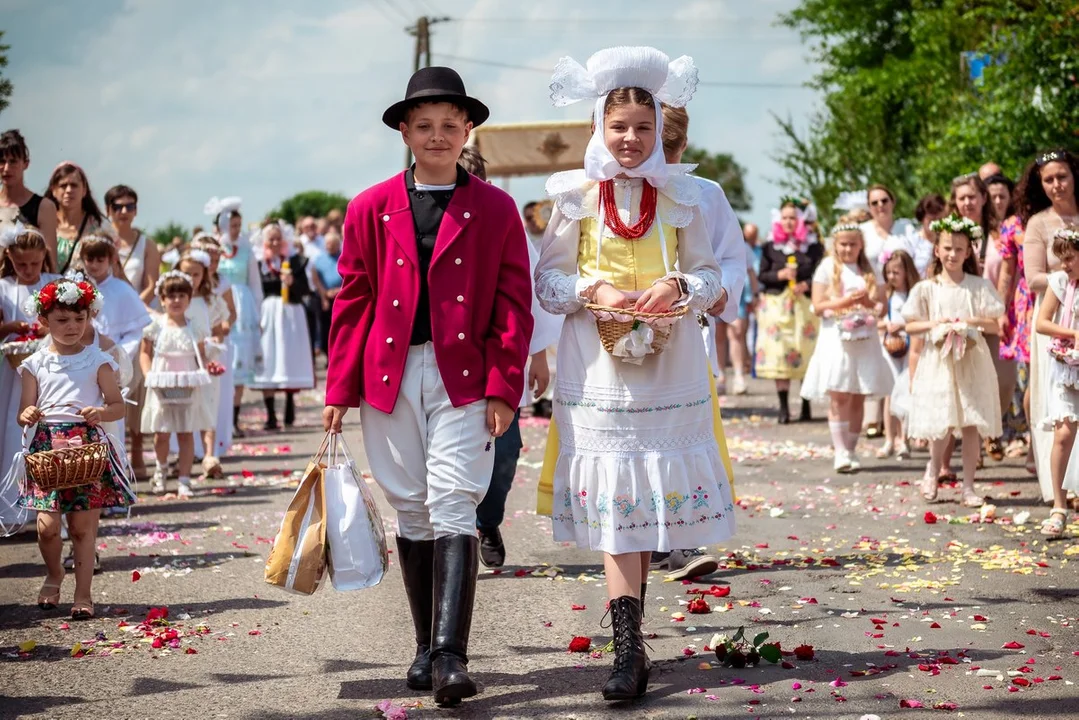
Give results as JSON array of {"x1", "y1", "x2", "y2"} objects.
[{"x1": 10, "y1": 277, "x2": 132, "y2": 619}]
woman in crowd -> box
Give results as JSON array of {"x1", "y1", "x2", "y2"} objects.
[
  {"x1": 45, "y1": 162, "x2": 109, "y2": 274},
  {"x1": 0, "y1": 130, "x2": 58, "y2": 266},
  {"x1": 756, "y1": 198, "x2": 823, "y2": 424},
  {"x1": 106, "y1": 184, "x2": 160, "y2": 303},
  {"x1": 310, "y1": 229, "x2": 342, "y2": 363},
  {"x1": 1023, "y1": 149, "x2": 1079, "y2": 505}
]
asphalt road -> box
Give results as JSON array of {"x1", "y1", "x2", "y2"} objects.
[{"x1": 1, "y1": 377, "x2": 1077, "y2": 720}]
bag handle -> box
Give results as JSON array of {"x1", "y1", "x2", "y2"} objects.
[{"x1": 328, "y1": 432, "x2": 357, "y2": 468}]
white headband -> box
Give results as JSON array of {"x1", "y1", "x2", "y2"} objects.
[
  {"x1": 155, "y1": 269, "x2": 194, "y2": 294},
  {"x1": 185, "y1": 249, "x2": 212, "y2": 268},
  {"x1": 0, "y1": 220, "x2": 44, "y2": 249}
]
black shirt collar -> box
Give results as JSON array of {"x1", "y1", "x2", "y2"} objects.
[{"x1": 405, "y1": 163, "x2": 470, "y2": 192}]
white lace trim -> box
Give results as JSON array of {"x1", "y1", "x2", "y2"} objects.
[
  {"x1": 31, "y1": 346, "x2": 117, "y2": 373},
  {"x1": 535, "y1": 270, "x2": 588, "y2": 315},
  {"x1": 145, "y1": 369, "x2": 212, "y2": 388},
  {"x1": 560, "y1": 431, "x2": 716, "y2": 454},
  {"x1": 683, "y1": 267, "x2": 723, "y2": 313},
  {"x1": 546, "y1": 173, "x2": 701, "y2": 230}
]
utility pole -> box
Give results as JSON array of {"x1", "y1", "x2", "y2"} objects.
[{"x1": 404, "y1": 15, "x2": 451, "y2": 168}]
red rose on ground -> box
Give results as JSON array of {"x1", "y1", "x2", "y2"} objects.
[
  {"x1": 568, "y1": 636, "x2": 591, "y2": 653},
  {"x1": 793, "y1": 644, "x2": 815, "y2": 661},
  {"x1": 924, "y1": 511, "x2": 938, "y2": 524},
  {"x1": 145, "y1": 606, "x2": 169, "y2": 622},
  {"x1": 687, "y1": 597, "x2": 711, "y2": 614}
]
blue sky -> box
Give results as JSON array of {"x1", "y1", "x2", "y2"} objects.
[{"x1": 1, "y1": 0, "x2": 819, "y2": 233}]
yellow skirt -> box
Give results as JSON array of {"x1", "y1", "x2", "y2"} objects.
[
  {"x1": 754, "y1": 289, "x2": 818, "y2": 381},
  {"x1": 537, "y1": 370, "x2": 735, "y2": 516}
]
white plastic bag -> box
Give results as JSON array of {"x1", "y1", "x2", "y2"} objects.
[{"x1": 324, "y1": 434, "x2": 388, "y2": 591}]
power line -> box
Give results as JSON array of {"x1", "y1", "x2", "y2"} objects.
[
  {"x1": 378, "y1": 0, "x2": 412, "y2": 23},
  {"x1": 433, "y1": 53, "x2": 811, "y2": 89}
]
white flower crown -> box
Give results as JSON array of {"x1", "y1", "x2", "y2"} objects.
[
  {"x1": 0, "y1": 220, "x2": 45, "y2": 249},
  {"x1": 155, "y1": 269, "x2": 194, "y2": 294},
  {"x1": 930, "y1": 214, "x2": 984, "y2": 241},
  {"x1": 831, "y1": 223, "x2": 862, "y2": 236}
]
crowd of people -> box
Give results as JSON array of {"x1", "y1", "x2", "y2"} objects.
[
  {"x1": 1, "y1": 43, "x2": 1076, "y2": 708},
  {"x1": 716, "y1": 152, "x2": 1079, "y2": 535}
]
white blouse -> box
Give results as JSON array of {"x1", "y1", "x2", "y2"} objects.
[{"x1": 18, "y1": 345, "x2": 118, "y2": 423}]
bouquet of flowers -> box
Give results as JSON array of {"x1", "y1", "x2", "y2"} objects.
[
  {"x1": 930, "y1": 319, "x2": 979, "y2": 361},
  {"x1": 835, "y1": 310, "x2": 874, "y2": 341}
]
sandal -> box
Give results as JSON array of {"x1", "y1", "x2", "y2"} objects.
[
  {"x1": 937, "y1": 468, "x2": 958, "y2": 484},
  {"x1": 895, "y1": 442, "x2": 911, "y2": 460},
  {"x1": 876, "y1": 441, "x2": 894, "y2": 459},
  {"x1": 1040, "y1": 509, "x2": 1067, "y2": 537},
  {"x1": 961, "y1": 490, "x2": 984, "y2": 507},
  {"x1": 920, "y1": 471, "x2": 938, "y2": 502},
  {"x1": 866, "y1": 423, "x2": 883, "y2": 439},
  {"x1": 71, "y1": 601, "x2": 95, "y2": 621},
  {"x1": 37, "y1": 581, "x2": 62, "y2": 611},
  {"x1": 984, "y1": 437, "x2": 1004, "y2": 462}
]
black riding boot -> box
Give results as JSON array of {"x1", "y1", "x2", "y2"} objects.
[
  {"x1": 777, "y1": 390, "x2": 791, "y2": 425},
  {"x1": 284, "y1": 392, "x2": 296, "y2": 427},
  {"x1": 431, "y1": 535, "x2": 479, "y2": 706},
  {"x1": 396, "y1": 537, "x2": 435, "y2": 691},
  {"x1": 602, "y1": 596, "x2": 649, "y2": 701},
  {"x1": 263, "y1": 396, "x2": 279, "y2": 430},
  {"x1": 233, "y1": 405, "x2": 245, "y2": 438},
  {"x1": 799, "y1": 397, "x2": 813, "y2": 422}
]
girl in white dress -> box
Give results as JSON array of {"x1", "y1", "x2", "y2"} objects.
[
  {"x1": 903, "y1": 214, "x2": 1004, "y2": 507},
  {"x1": 801, "y1": 219, "x2": 893, "y2": 473},
  {"x1": 535, "y1": 47, "x2": 735, "y2": 701},
  {"x1": 877, "y1": 249, "x2": 920, "y2": 460},
  {"x1": 175, "y1": 249, "x2": 230, "y2": 476},
  {"x1": 1032, "y1": 228, "x2": 1079, "y2": 537},
  {"x1": 191, "y1": 234, "x2": 238, "y2": 463},
  {"x1": 140, "y1": 271, "x2": 212, "y2": 498},
  {"x1": 11, "y1": 277, "x2": 131, "y2": 620},
  {"x1": 0, "y1": 223, "x2": 58, "y2": 531}
]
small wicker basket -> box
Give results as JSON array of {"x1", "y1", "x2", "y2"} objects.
[
  {"x1": 585, "y1": 304, "x2": 688, "y2": 356},
  {"x1": 154, "y1": 386, "x2": 196, "y2": 405},
  {"x1": 26, "y1": 441, "x2": 110, "y2": 492},
  {"x1": 4, "y1": 352, "x2": 32, "y2": 370}
]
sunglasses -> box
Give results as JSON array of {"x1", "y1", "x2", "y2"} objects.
[
  {"x1": 870, "y1": 198, "x2": 891, "y2": 207},
  {"x1": 111, "y1": 202, "x2": 137, "y2": 213}
]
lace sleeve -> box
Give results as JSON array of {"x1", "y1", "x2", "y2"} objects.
[
  {"x1": 534, "y1": 204, "x2": 602, "y2": 315},
  {"x1": 673, "y1": 205, "x2": 722, "y2": 312}
]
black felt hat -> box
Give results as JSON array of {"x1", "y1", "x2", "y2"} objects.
[{"x1": 382, "y1": 66, "x2": 490, "y2": 129}]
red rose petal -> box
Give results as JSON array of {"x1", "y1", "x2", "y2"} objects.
[
  {"x1": 131, "y1": 570, "x2": 141, "y2": 582},
  {"x1": 899, "y1": 698, "x2": 925, "y2": 708},
  {"x1": 571, "y1": 604, "x2": 586, "y2": 611},
  {"x1": 923, "y1": 511, "x2": 937, "y2": 524},
  {"x1": 1002, "y1": 641, "x2": 1025, "y2": 649}
]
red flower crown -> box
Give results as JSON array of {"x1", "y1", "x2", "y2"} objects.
[{"x1": 23, "y1": 279, "x2": 103, "y2": 317}]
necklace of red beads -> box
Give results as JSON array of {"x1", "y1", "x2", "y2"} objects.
[{"x1": 599, "y1": 179, "x2": 657, "y2": 240}]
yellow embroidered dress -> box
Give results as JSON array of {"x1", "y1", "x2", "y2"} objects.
[{"x1": 535, "y1": 177, "x2": 737, "y2": 553}]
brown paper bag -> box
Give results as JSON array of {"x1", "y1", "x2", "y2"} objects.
[{"x1": 265, "y1": 435, "x2": 329, "y2": 594}]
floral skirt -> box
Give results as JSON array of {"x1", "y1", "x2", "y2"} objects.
[
  {"x1": 18, "y1": 422, "x2": 133, "y2": 513},
  {"x1": 754, "y1": 290, "x2": 818, "y2": 380}
]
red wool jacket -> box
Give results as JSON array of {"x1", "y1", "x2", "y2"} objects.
[{"x1": 325, "y1": 171, "x2": 534, "y2": 414}]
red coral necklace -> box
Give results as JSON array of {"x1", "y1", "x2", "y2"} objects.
[{"x1": 600, "y1": 179, "x2": 657, "y2": 240}]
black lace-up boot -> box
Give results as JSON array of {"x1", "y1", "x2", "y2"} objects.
[{"x1": 602, "y1": 596, "x2": 649, "y2": 701}]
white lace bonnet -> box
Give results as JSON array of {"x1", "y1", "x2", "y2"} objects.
[
  {"x1": 204, "y1": 196, "x2": 243, "y2": 234},
  {"x1": 548, "y1": 46, "x2": 699, "y2": 190}
]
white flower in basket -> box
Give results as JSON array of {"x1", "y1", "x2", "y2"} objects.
[{"x1": 930, "y1": 320, "x2": 979, "y2": 361}]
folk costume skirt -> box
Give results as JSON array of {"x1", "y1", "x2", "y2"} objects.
[
  {"x1": 754, "y1": 289, "x2": 818, "y2": 381},
  {"x1": 546, "y1": 311, "x2": 736, "y2": 554},
  {"x1": 251, "y1": 297, "x2": 315, "y2": 391}
]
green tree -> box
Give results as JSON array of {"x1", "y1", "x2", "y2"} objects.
[
  {"x1": 0, "y1": 31, "x2": 13, "y2": 115},
  {"x1": 683, "y1": 145, "x2": 753, "y2": 212},
  {"x1": 269, "y1": 190, "x2": 350, "y2": 225},
  {"x1": 773, "y1": 0, "x2": 1079, "y2": 223},
  {"x1": 150, "y1": 222, "x2": 188, "y2": 248}
]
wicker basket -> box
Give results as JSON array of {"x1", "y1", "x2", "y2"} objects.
[
  {"x1": 4, "y1": 351, "x2": 32, "y2": 370},
  {"x1": 26, "y1": 441, "x2": 110, "y2": 492},
  {"x1": 154, "y1": 386, "x2": 196, "y2": 405},
  {"x1": 585, "y1": 304, "x2": 688, "y2": 356}
]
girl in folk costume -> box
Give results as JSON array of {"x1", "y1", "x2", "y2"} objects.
[
  {"x1": 191, "y1": 234, "x2": 238, "y2": 463},
  {"x1": 0, "y1": 223, "x2": 58, "y2": 530},
  {"x1": 877, "y1": 249, "x2": 920, "y2": 460},
  {"x1": 140, "y1": 272, "x2": 213, "y2": 497},
  {"x1": 324, "y1": 65, "x2": 532, "y2": 707},
  {"x1": 9, "y1": 278, "x2": 133, "y2": 619},
  {"x1": 251, "y1": 222, "x2": 314, "y2": 430},
  {"x1": 903, "y1": 214, "x2": 1004, "y2": 507},
  {"x1": 174, "y1": 248, "x2": 231, "y2": 476},
  {"x1": 536, "y1": 47, "x2": 735, "y2": 701},
  {"x1": 206, "y1": 197, "x2": 262, "y2": 438},
  {"x1": 756, "y1": 199, "x2": 824, "y2": 424},
  {"x1": 1032, "y1": 228, "x2": 1079, "y2": 536},
  {"x1": 800, "y1": 220, "x2": 893, "y2": 473}
]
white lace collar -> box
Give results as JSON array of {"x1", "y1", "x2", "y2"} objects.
[
  {"x1": 545, "y1": 168, "x2": 702, "y2": 231},
  {"x1": 35, "y1": 344, "x2": 102, "y2": 372}
]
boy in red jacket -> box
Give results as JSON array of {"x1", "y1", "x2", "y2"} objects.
[{"x1": 322, "y1": 67, "x2": 533, "y2": 707}]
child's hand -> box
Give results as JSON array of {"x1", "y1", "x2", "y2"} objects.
[
  {"x1": 529, "y1": 352, "x2": 550, "y2": 399},
  {"x1": 78, "y1": 406, "x2": 102, "y2": 426},
  {"x1": 486, "y1": 397, "x2": 515, "y2": 438},
  {"x1": 777, "y1": 267, "x2": 797, "y2": 282},
  {"x1": 635, "y1": 279, "x2": 680, "y2": 313},
  {"x1": 283, "y1": 273, "x2": 294, "y2": 287},
  {"x1": 593, "y1": 284, "x2": 629, "y2": 309},
  {"x1": 887, "y1": 322, "x2": 904, "y2": 334},
  {"x1": 19, "y1": 405, "x2": 42, "y2": 426},
  {"x1": 1071, "y1": 329, "x2": 1079, "y2": 346}
]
